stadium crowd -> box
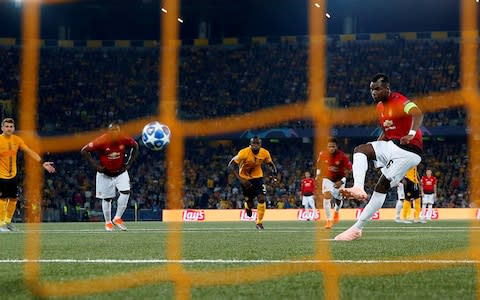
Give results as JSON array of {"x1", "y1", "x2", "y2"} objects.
[
  {"x1": 0, "y1": 36, "x2": 471, "y2": 221},
  {"x1": 0, "y1": 38, "x2": 467, "y2": 133},
  {"x1": 11, "y1": 136, "x2": 467, "y2": 222}
]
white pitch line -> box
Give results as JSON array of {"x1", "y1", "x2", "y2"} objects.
[
  {"x1": 10, "y1": 226, "x2": 480, "y2": 233},
  {"x1": 0, "y1": 259, "x2": 478, "y2": 264}
]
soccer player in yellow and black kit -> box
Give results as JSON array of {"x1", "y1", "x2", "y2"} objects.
[
  {"x1": 228, "y1": 137, "x2": 278, "y2": 230},
  {"x1": 0, "y1": 118, "x2": 56, "y2": 232},
  {"x1": 402, "y1": 166, "x2": 422, "y2": 223}
]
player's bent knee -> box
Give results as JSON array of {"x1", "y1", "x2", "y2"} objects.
[
  {"x1": 323, "y1": 192, "x2": 332, "y2": 199},
  {"x1": 354, "y1": 144, "x2": 375, "y2": 159},
  {"x1": 374, "y1": 176, "x2": 390, "y2": 193},
  {"x1": 99, "y1": 198, "x2": 114, "y2": 202}
]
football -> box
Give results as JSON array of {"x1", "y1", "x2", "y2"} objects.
[{"x1": 141, "y1": 121, "x2": 171, "y2": 151}]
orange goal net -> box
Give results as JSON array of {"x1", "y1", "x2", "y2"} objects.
[{"x1": 17, "y1": 0, "x2": 479, "y2": 299}]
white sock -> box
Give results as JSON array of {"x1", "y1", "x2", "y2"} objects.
[
  {"x1": 102, "y1": 200, "x2": 112, "y2": 223},
  {"x1": 334, "y1": 199, "x2": 343, "y2": 212},
  {"x1": 115, "y1": 193, "x2": 130, "y2": 219},
  {"x1": 352, "y1": 153, "x2": 368, "y2": 189},
  {"x1": 395, "y1": 200, "x2": 403, "y2": 219},
  {"x1": 426, "y1": 205, "x2": 432, "y2": 219},
  {"x1": 421, "y1": 203, "x2": 427, "y2": 219},
  {"x1": 323, "y1": 199, "x2": 332, "y2": 220},
  {"x1": 308, "y1": 205, "x2": 315, "y2": 220},
  {"x1": 353, "y1": 191, "x2": 386, "y2": 230}
]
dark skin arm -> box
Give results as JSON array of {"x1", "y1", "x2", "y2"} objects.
[
  {"x1": 266, "y1": 161, "x2": 279, "y2": 183},
  {"x1": 118, "y1": 142, "x2": 139, "y2": 174},
  {"x1": 400, "y1": 106, "x2": 423, "y2": 145},
  {"x1": 81, "y1": 145, "x2": 105, "y2": 173},
  {"x1": 334, "y1": 170, "x2": 350, "y2": 189},
  {"x1": 80, "y1": 142, "x2": 139, "y2": 176},
  {"x1": 228, "y1": 158, "x2": 252, "y2": 188}
]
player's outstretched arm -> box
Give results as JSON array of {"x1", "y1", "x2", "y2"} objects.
[
  {"x1": 22, "y1": 144, "x2": 56, "y2": 173},
  {"x1": 41, "y1": 161, "x2": 56, "y2": 173}
]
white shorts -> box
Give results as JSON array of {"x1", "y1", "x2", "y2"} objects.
[
  {"x1": 423, "y1": 194, "x2": 435, "y2": 205},
  {"x1": 322, "y1": 178, "x2": 345, "y2": 200},
  {"x1": 370, "y1": 140, "x2": 422, "y2": 188},
  {"x1": 95, "y1": 171, "x2": 130, "y2": 199},
  {"x1": 302, "y1": 195, "x2": 315, "y2": 209}
]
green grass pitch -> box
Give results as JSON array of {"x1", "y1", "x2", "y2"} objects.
[{"x1": 0, "y1": 220, "x2": 476, "y2": 299}]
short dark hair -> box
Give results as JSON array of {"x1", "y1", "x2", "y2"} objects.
[
  {"x1": 328, "y1": 137, "x2": 337, "y2": 144},
  {"x1": 2, "y1": 118, "x2": 14, "y2": 127},
  {"x1": 371, "y1": 73, "x2": 389, "y2": 85},
  {"x1": 108, "y1": 121, "x2": 121, "y2": 128},
  {"x1": 250, "y1": 136, "x2": 261, "y2": 144}
]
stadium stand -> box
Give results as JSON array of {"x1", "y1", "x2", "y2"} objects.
[{"x1": 0, "y1": 33, "x2": 471, "y2": 221}]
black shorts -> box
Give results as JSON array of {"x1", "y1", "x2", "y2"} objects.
[
  {"x1": 0, "y1": 177, "x2": 18, "y2": 198},
  {"x1": 404, "y1": 178, "x2": 420, "y2": 200},
  {"x1": 241, "y1": 177, "x2": 266, "y2": 200}
]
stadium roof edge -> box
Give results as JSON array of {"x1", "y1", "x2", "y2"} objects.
[{"x1": 0, "y1": 31, "x2": 467, "y2": 48}]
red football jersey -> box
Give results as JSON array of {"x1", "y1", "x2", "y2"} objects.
[
  {"x1": 301, "y1": 178, "x2": 315, "y2": 196},
  {"x1": 316, "y1": 149, "x2": 352, "y2": 182},
  {"x1": 376, "y1": 91, "x2": 423, "y2": 151},
  {"x1": 84, "y1": 134, "x2": 137, "y2": 173},
  {"x1": 421, "y1": 175, "x2": 437, "y2": 193}
]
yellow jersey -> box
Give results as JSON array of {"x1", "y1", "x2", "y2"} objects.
[
  {"x1": 405, "y1": 167, "x2": 419, "y2": 184},
  {"x1": 233, "y1": 146, "x2": 272, "y2": 180},
  {"x1": 0, "y1": 134, "x2": 26, "y2": 179}
]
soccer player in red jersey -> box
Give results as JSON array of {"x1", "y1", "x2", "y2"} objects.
[
  {"x1": 336, "y1": 74, "x2": 424, "y2": 241},
  {"x1": 420, "y1": 169, "x2": 437, "y2": 222},
  {"x1": 300, "y1": 171, "x2": 316, "y2": 221},
  {"x1": 81, "y1": 122, "x2": 138, "y2": 231},
  {"x1": 316, "y1": 137, "x2": 352, "y2": 229}
]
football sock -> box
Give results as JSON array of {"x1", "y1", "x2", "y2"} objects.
[
  {"x1": 309, "y1": 198, "x2": 316, "y2": 210},
  {"x1": 306, "y1": 205, "x2": 314, "y2": 220},
  {"x1": 402, "y1": 200, "x2": 411, "y2": 220},
  {"x1": 256, "y1": 202, "x2": 266, "y2": 224},
  {"x1": 115, "y1": 193, "x2": 130, "y2": 219},
  {"x1": 421, "y1": 203, "x2": 427, "y2": 219},
  {"x1": 334, "y1": 198, "x2": 343, "y2": 212},
  {"x1": 0, "y1": 199, "x2": 7, "y2": 225},
  {"x1": 426, "y1": 204, "x2": 433, "y2": 219},
  {"x1": 5, "y1": 199, "x2": 17, "y2": 224},
  {"x1": 354, "y1": 191, "x2": 386, "y2": 230},
  {"x1": 414, "y1": 198, "x2": 421, "y2": 220},
  {"x1": 102, "y1": 199, "x2": 112, "y2": 223},
  {"x1": 352, "y1": 153, "x2": 368, "y2": 189},
  {"x1": 395, "y1": 200, "x2": 403, "y2": 219},
  {"x1": 323, "y1": 199, "x2": 332, "y2": 220}
]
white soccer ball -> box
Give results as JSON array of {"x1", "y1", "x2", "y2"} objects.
[{"x1": 141, "y1": 121, "x2": 171, "y2": 151}]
